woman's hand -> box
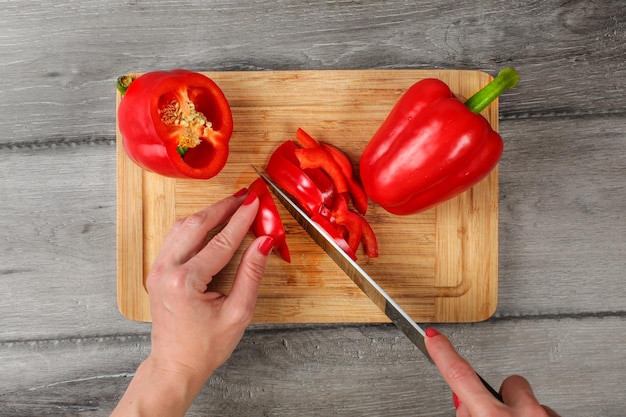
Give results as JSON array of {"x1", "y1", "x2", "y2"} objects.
[
  {"x1": 147, "y1": 189, "x2": 272, "y2": 381},
  {"x1": 425, "y1": 328, "x2": 560, "y2": 417},
  {"x1": 112, "y1": 189, "x2": 274, "y2": 417}
]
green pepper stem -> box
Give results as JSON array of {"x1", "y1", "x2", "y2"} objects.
[
  {"x1": 116, "y1": 74, "x2": 137, "y2": 96},
  {"x1": 176, "y1": 146, "x2": 189, "y2": 158},
  {"x1": 464, "y1": 67, "x2": 520, "y2": 114}
]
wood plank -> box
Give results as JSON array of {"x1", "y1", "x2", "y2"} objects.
[
  {"x1": 1, "y1": 317, "x2": 624, "y2": 416},
  {"x1": 497, "y1": 115, "x2": 626, "y2": 315},
  {"x1": 0, "y1": 1, "x2": 624, "y2": 145},
  {"x1": 116, "y1": 69, "x2": 499, "y2": 324},
  {"x1": 0, "y1": 144, "x2": 150, "y2": 340}
]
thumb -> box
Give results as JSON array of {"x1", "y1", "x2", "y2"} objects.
[
  {"x1": 500, "y1": 375, "x2": 538, "y2": 407},
  {"x1": 225, "y1": 236, "x2": 273, "y2": 323},
  {"x1": 501, "y1": 376, "x2": 562, "y2": 417}
]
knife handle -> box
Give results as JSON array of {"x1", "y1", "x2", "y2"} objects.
[{"x1": 478, "y1": 373, "x2": 503, "y2": 402}]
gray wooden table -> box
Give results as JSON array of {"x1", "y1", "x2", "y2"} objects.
[{"x1": 1, "y1": 1, "x2": 624, "y2": 416}]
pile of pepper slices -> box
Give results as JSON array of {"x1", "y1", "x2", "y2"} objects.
[
  {"x1": 262, "y1": 128, "x2": 378, "y2": 262},
  {"x1": 117, "y1": 68, "x2": 518, "y2": 263}
]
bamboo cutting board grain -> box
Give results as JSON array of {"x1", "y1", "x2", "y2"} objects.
[{"x1": 116, "y1": 69, "x2": 499, "y2": 323}]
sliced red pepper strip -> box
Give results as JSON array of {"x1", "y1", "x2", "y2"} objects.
[
  {"x1": 295, "y1": 147, "x2": 349, "y2": 194},
  {"x1": 331, "y1": 196, "x2": 363, "y2": 254},
  {"x1": 295, "y1": 127, "x2": 320, "y2": 148},
  {"x1": 271, "y1": 140, "x2": 335, "y2": 208},
  {"x1": 272, "y1": 140, "x2": 301, "y2": 166},
  {"x1": 331, "y1": 196, "x2": 378, "y2": 258},
  {"x1": 311, "y1": 213, "x2": 357, "y2": 261},
  {"x1": 248, "y1": 178, "x2": 291, "y2": 262},
  {"x1": 266, "y1": 150, "x2": 324, "y2": 216},
  {"x1": 304, "y1": 168, "x2": 335, "y2": 208},
  {"x1": 360, "y1": 216, "x2": 379, "y2": 258},
  {"x1": 266, "y1": 133, "x2": 378, "y2": 260},
  {"x1": 320, "y1": 142, "x2": 368, "y2": 215}
]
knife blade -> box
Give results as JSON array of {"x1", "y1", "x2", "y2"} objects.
[
  {"x1": 254, "y1": 166, "x2": 502, "y2": 401},
  {"x1": 253, "y1": 167, "x2": 430, "y2": 357}
]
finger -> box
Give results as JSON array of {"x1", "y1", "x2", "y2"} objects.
[
  {"x1": 501, "y1": 375, "x2": 559, "y2": 416},
  {"x1": 450, "y1": 392, "x2": 472, "y2": 417},
  {"x1": 156, "y1": 192, "x2": 247, "y2": 266},
  {"x1": 186, "y1": 193, "x2": 259, "y2": 291},
  {"x1": 147, "y1": 193, "x2": 247, "y2": 295},
  {"x1": 223, "y1": 236, "x2": 273, "y2": 325},
  {"x1": 455, "y1": 400, "x2": 472, "y2": 417},
  {"x1": 543, "y1": 405, "x2": 562, "y2": 417},
  {"x1": 425, "y1": 328, "x2": 500, "y2": 413},
  {"x1": 500, "y1": 375, "x2": 539, "y2": 407}
]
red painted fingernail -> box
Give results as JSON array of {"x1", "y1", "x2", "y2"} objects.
[
  {"x1": 452, "y1": 392, "x2": 461, "y2": 409},
  {"x1": 259, "y1": 237, "x2": 275, "y2": 256},
  {"x1": 233, "y1": 187, "x2": 248, "y2": 198},
  {"x1": 425, "y1": 327, "x2": 439, "y2": 337},
  {"x1": 243, "y1": 190, "x2": 258, "y2": 206}
]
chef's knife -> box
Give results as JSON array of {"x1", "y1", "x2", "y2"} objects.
[{"x1": 254, "y1": 167, "x2": 503, "y2": 401}]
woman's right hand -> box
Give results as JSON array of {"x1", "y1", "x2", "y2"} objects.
[{"x1": 424, "y1": 327, "x2": 561, "y2": 417}]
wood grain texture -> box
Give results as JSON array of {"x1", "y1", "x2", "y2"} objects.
[
  {"x1": 0, "y1": 0, "x2": 625, "y2": 415},
  {"x1": 116, "y1": 69, "x2": 499, "y2": 324},
  {"x1": 1, "y1": 319, "x2": 625, "y2": 416},
  {"x1": 0, "y1": 1, "x2": 623, "y2": 145}
]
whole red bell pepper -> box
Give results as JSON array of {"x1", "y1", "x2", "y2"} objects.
[
  {"x1": 360, "y1": 68, "x2": 519, "y2": 215},
  {"x1": 117, "y1": 69, "x2": 233, "y2": 179},
  {"x1": 247, "y1": 178, "x2": 291, "y2": 262}
]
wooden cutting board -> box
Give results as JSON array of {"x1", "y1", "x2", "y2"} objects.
[{"x1": 116, "y1": 69, "x2": 499, "y2": 323}]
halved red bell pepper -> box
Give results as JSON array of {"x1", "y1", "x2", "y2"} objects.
[
  {"x1": 248, "y1": 178, "x2": 290, "y2": 262},
  {"x1": 117, "y1": 69, "x2": 233, "y2": 179},
  {"x1": 360, "y1": 68, "x2": 519, "y2": 215}
]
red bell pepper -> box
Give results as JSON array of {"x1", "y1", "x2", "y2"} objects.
[
  {"x1": 305, "y1": 168, "x2": 336, "y2": 207},
  {"x1": 295, "y1": 146, "x2": 349, "y2": 194},
  {"x1": 311, "y1": 213, "x2": 357, "y2": 260},
  {"x1": 247, "y1": 178, "x2": 290, "y2": 262},
  {"x1": 266, "y1": 151, "x2": 325, "y2": 216},
  {"x1": 360, "y1": 68, "x2": 519, "y2": 215},
  {"x1": 265, "y1": 130, "x2": 378, "y2": 260},
  {"x1": 295, "y1": 127, "x2": 321, "y2": 148},
  {"x1": 117, "y1": 69, "x2": 233, "y2": 179},
  {"x1": 320, "y1": 143, "x2": 368, "y2": 215},
  {"x1": 329, "y1": 196, "x2": 378, "y2": 258},
  {"x1": 296, "y1": 128, "x2": 368, "y2": 215}
]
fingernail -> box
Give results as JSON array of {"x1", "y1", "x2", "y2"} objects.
[
  {"x1": 425, "y1": 327, "x2": 439, "y2": 338},
  {"x1": 259, "y1": 237, "x2": 275, "y2": 256},
  {"x1": 233, "y1": 187, "x2": 248, "y2": 198},
  {"x1": 452, "y1": 392, "x2": 461, "y2": 409},
  {"x1": 243, "y1": 190, "x2": 258, "y2": 206}
]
